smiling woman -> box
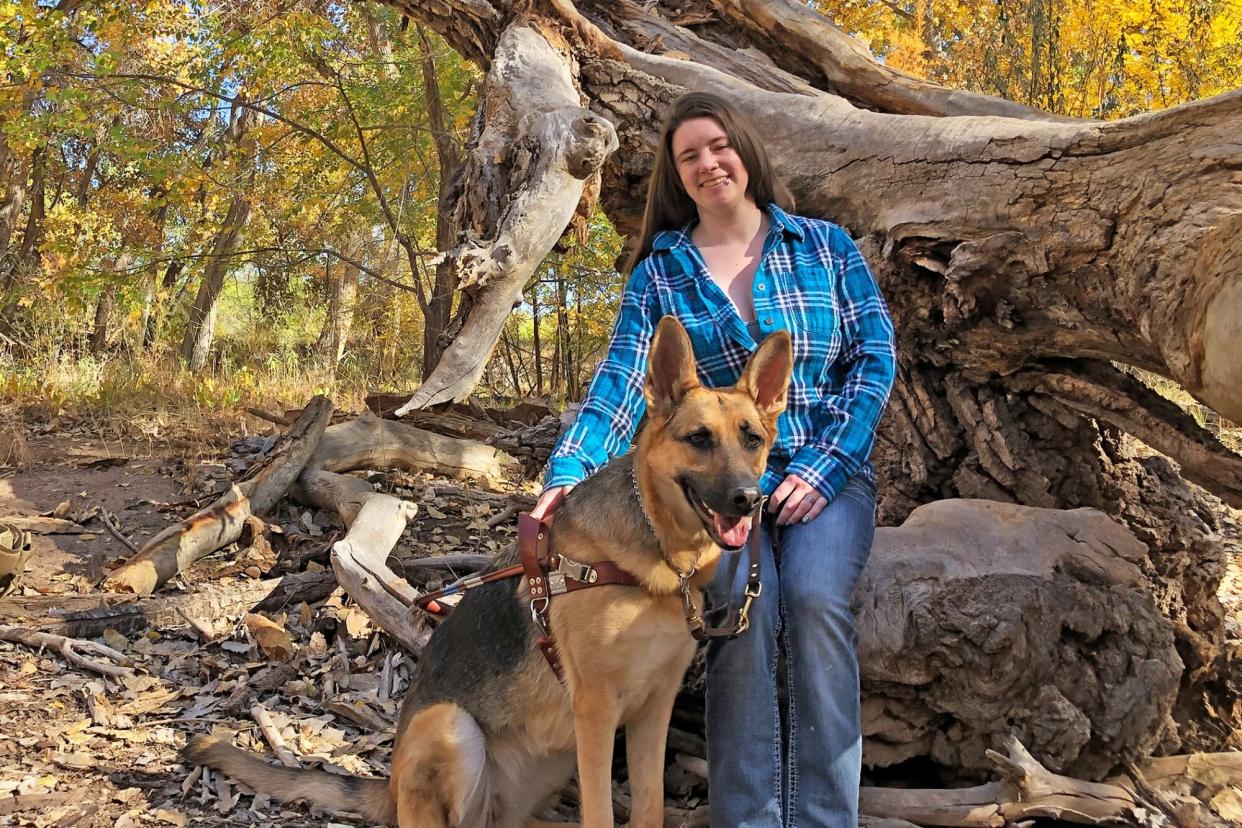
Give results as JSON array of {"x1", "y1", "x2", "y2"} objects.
[{"x1": 532, "y1": 91, "x2": 896, "y2": 828}]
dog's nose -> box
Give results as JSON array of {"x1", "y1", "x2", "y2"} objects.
[{"x1": 730, "y1": 486, "x2": 761, "y2": 513}]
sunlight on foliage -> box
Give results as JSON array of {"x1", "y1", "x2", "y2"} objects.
[{"x1": 0, "y1": 0, "x2": 1238, "y2": 429}]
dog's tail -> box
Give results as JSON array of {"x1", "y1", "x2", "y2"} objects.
[{"x1": 183, "y1": 734, "x2": 395, "y2": 824}]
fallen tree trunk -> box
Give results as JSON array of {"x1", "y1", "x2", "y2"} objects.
[
  {"x1": 0, "y1": 570, "x2": 335, "y2": 638},
  {"x1": 308, "y1": 409, "x2": 519, "y2": 482},
  {"x1": 855, "y1": 499, "x2": 1180, "y2": 781},
  {"x1": 100, "y1": 396, "x2": 333, "y2": 594}
]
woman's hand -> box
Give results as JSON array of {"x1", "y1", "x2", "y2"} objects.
[
  {"x1": 530, "y1": 484, "x2": 574, "y2": 524},
  {"x1": 769, "y1": 473, "x2": 826, "y2": 526}
]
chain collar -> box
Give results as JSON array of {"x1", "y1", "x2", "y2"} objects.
[
  {"x1": 631, "y1": 467, "x2": 702, "y2": 584},
  {"x1": 631, "y1": 466, "x2": 659, "y2": 538}
]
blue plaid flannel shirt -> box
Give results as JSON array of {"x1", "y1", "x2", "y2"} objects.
[{"x1": 544, "y1": 203, "x2": 896, "y2": 504}]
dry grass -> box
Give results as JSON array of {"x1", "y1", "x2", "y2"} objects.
[
  {"x1": 0, "y1": 415, "x2": 31, "y2": 470},
  {"x1": 0, "y1": 346, "x2": 373, "y2": 453},
  {"x1": 1128, "y1": 367, "x2": 1242, "y2": 453}
]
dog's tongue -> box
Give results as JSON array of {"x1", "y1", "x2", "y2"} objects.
[{"x1": 713, "y1": 513, "x2": 750, "y2": 548}]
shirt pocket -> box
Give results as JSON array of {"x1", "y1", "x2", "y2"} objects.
[{"x1": 783, "y1": 265, "x2": 842, "y2": 368}]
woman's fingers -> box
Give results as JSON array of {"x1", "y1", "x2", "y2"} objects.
[
  {"x1": 772, "y1": 473, "x2": 825, "y2": 525},
  {"x1": 530, "y1": 485, "x2": 573, "y2": 523}
]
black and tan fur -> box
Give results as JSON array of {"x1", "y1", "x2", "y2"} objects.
[{"x1": 184, "y1": 316, "x2": 793, "y2": 827}]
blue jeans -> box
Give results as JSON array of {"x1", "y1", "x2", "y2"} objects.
[{"x1": 704, "y1": 473, "x2": 876, "y2": 828}]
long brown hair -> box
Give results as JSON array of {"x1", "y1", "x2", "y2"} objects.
[{"x1": 624, "y1": 92, "x2": 795, "y2": 274}]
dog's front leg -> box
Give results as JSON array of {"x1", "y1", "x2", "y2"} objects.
[
  {"x1": 624, "y1": 675, "x2": 682, "y2": 828},
  {"x1": 572, "y1": 690, "x2": 620, "y2": 828}
]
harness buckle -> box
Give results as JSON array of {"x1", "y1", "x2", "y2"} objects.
[{"x1": 549, "y1": 556, "x2": 597, "y2": 594}]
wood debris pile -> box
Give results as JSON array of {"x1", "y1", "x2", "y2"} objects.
[{"x1": 1, "y1": 398, "x2": 1240, "y2": 826}]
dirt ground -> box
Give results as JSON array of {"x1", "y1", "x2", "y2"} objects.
[
  {"x1": 1, "y1": 420, "x2": 1239, "y2": 827},
  {"x1": 0, "y1": 422, "x2": 555, "y2": 828}
]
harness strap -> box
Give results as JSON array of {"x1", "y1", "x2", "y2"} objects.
[
  {"x1": 682, "y1": 505, "x2": 764, "y2": 641},
  {"x1": 416, "y1": 515, "x2": 641, "y2": 683},
  {"x1": 518, "y1": 514, "x2": 563, "y2": 680}
]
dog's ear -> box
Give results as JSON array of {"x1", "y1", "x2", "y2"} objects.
[
  {"x1": 645, "y1": 316, "x2": 700, "y2": 415},
  {"x1": 738, "y1": 330, "x2": 792, "y2": 421}
]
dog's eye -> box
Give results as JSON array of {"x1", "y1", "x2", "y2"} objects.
[
  {"x1": 685, "y1": 430, "x2": 713, "y2": 449},
  {"x1": 744, "y1": 432, "x2": 763, "y2": 451}
]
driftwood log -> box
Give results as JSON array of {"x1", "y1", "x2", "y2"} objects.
[
  {"x1": 294, "y1": 468, "x2": 430, "y2": 651},
  {"x1": 0, "y1": 570, "x2": 335, "y2": 638},
  {"x1": 309, "y1": 409, "x2": 519, "y2": 482},
  {"x1": 100, "y1": 396, "x2": 334, "y2": 594}
]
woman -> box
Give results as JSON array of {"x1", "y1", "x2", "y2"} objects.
[{"x1": 531, "y1": 91, "x2": 896, "y2": 827}]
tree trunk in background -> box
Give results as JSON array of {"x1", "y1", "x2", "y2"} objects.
[
  {"x1": 179, "y1": 187, "x2": 251, "y2": 371},
  {"x1": 89, "y1": 285, "x2": 117, "y2": 356},
  {"x1": 0, "y1": 135, "x2": 26, "y2": 291},
  {"x1": 376, "y1": 0, "x2": 1242, "y2": 776},
  {"x1": 417, "y1": 25, "x2": 463, "y2": 380},
  {"x1": 14, "y1": 144, "x2": 46, "y2": 285},
  {"x1": 530, "y1": 287, "x2": 543, "y2": 396},
  {"x1": 500, "y1": 327, "x2": 522, "y2": 396},
  {"x1": 556, "y1": 268, "x2": 570, "y2": 399},
  {"x1": 143, "y1": 259, "x2": 182, "y2": 350},
  {"x1": 178, "y1": 101, "x2": 256, "y2": 372},
  {"x1": 139, "y1": 200, "x2": 171, "y2": 349},
  {"x1": 317, "y1": 256, "x2": 360, "y2": 368}
]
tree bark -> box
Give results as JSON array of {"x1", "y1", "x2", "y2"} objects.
[
  {"x1": 374, "y1": 0, "x2": 1242, "y2": 778},
  {"x1": 417, "y1": 25, "x2": 463, "y2": 380},
  {"x1": 391, "y1": 16, "x2": 618, "y2": 414}
]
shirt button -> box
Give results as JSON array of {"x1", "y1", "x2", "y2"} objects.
[
  {"x1": 763, "y1": 318, "x2": 772, "y2": 325},
  {"x1": 757, "y1": 284, "x2": 765, "y2": 291}
]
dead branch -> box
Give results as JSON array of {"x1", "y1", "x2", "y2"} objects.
[
  {"x1": 250, "y1": 704, "x2": 301, "y2": 768},
  {"x1": 0, "y1": 571, "x2": 335, "y2": 638},
  {"x1": 101, "y1": 397, "x2": 333, "y2": 595},
  {"x1": 0, "y1": 623, "x2": 136, "y2": 680},
  {"x1": 301, "y1": 467, "x2": 429, "y2": 651}
]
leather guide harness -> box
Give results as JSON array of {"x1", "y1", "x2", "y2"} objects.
[{"x1": 415, "y1": 502, "x2": 765, "y2": 682}]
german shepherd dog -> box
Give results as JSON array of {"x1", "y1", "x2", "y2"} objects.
[{"x1": 184, "y1": 316, "x2": 792, "y2": 827}]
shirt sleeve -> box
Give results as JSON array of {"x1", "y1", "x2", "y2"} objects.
[
  {"x1": 784, "y1": 227, "x2": 896, "y2": 502},
  {"x1": 543, "y1": 262, "x2": 659, "y2": 489}
]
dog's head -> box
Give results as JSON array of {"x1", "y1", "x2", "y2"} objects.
[{"x1": 637, "y1": 315, "x2": 792, "y2": 550}]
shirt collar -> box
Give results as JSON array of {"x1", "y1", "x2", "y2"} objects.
[{"x1": 651, "y1": 202, "x2": 804, "y2": 252}]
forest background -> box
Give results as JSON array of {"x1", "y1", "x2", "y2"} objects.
[{"x1": 2, "y1": 0, "x2": 1241, "y2": 440}]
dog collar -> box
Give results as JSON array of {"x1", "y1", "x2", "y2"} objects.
[{"x1": 630, "y1": 467, "x2": 660, "y2": 540}]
